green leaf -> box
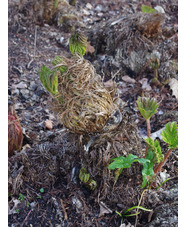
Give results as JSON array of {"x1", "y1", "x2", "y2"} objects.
[
  {"x1": 52, "y1": 56, "x2": 67, "y2": 74},
  {"x1": 141, "y1": 4, "x2": 156, "y2": 13},
  {"x1": 137, "y1": 97, "x2": 159, "y2": 120},
  {"x1": 108, "y1": 154, "x2": 138, "y2": 170},
  {"x1": 136, "y1": 158, "x2": 151, "y2": 165},
  {"x1": 69, "y1": 33, "x2": 87, "y2": 56},
  {"x1": 40, "y1": 188, "x2": 44, "y2": 193},
  {"x1": 115, "y1": 211, "x2": 122, "y2": 217},
  {"x1": 124, "y1": 205, "x2": 152, "y2": 214},
  {"x1": 124, "y1": 213, "x2": 140, "y2": 217},
  {"x1": 38, "y1": 65, "x2": 58, "y2": 95},
  {"x1": 145, "y1": 137, "x2": 164, "y2": 164},
  {"x1": 161, "y1": 122, "x2": 178, "y2": 149},
  {"x1": 141, "y1": 161, "x2": 154, "y2": 188},
  {"x1": 18, "y1": 193, "x2": 25, "y2": 201}
]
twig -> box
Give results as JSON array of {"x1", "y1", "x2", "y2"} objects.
[
  {"x1": 60, "y1": 199, "x2": 68, "y2": 220},
  {"x1": 27, "y1": 25, "x2": 37, "y2": 69},
  {"x1": 33, "y1": 25, "x2": 37, "y2": 59},
  {"x1": 21, "y1": 209, "x2": 32, "y2": 227}
]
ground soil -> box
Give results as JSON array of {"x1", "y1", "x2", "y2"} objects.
[{"x1": 8, "y1": 0, "x2": 178, "y2": 226}]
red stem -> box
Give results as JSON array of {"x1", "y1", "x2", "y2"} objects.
[
  {"x1": 154, "y1": 149, "x2": 173, "y2": 174},
  {"x1": 146, "y1": 119, "x2": 151, "y2": 138}
]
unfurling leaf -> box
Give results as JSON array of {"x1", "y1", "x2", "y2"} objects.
[
  {"x1": 137, "y1": 97, "x2": 159, "y2": 120},
  {"x1": 79, "y1": 168, "x2": 90, "y2": 183},
  {"x1": 88, "y1": 179, "x2": 97, "y2": 190},
  {"x1": 161, "y1": 122, "x2": 178, "y2": 149},
  {"x1": 39, "y1": 65, "x2": 58, "y2": 95},
  {"x1": 145, "y1": 137, "x2": 164, "y2": 164},
  {"x1": 79, "y1": 168, "x2": 97, "y2": 190},
  {"x1": 141, "y1": 4, "x2": 156, "y2": 13},
  {"x1": 69, "y1": 33, "x2": 87, "y2": 56},
  {"x1": 52, "y1": 56, "x2": 67, "y2": 74}
]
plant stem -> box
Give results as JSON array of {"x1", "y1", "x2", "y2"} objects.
[
  {"x1": 144, "y1": 119, "x2": 151, "y2": 157},
  {"x1": 154, "y1": 149, "x2": 173, "y2": 174},
  {"x1": 146, "y1": 119, "x2": 151, "y2": 138},
  {"x1": 154, "y1": 68, "x2": 158, "y2": 80}
]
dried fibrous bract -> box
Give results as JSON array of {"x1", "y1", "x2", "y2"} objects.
[{"x1": 52, "y1": 55, "x2": 121, "y2": 134}]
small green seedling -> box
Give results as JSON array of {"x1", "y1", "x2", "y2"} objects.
[
  {"x1": 108, "y1": 97, "x2": 178, "y2": 188},
  {"x1": 150, "y1": 58, "x2": 160, "y2": 85},
  {"x1": 116, "y1": 206, "x2": 152, "y2": 224},
  {"x1": 137, "y1": 97, "x2": 159, "y2": 138},
  {"x1": 16, "y1": 209, "x2": 20, "y2": 214},
  {"x1": 40, "y1": 188, "x2": 45, "y2": 193},
  {"x1": 18, "y1": 193, "x2": 25, "y2": 202},
  {"x1": 108, "y1": 154, "x2": 150, "y2": 185},
  {"x1": 141, "y1": 4, "x2": 156, "y2": 13}
]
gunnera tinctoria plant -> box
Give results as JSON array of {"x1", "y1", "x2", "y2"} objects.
[{"x1": 39, "y1": 33, "x2": 122, "y2": 134}]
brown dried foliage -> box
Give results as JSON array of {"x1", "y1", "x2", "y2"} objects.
[{"x1": 52, "y1": 55, "x2": 120, "y2": 134}]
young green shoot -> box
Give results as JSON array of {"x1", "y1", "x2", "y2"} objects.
[
  {"x1": 137, "y1": 97, "x2": 159, "y2": 138},
  {"x1": 156, "y1": 177, "x2": 171, "y2": 191},
  {"x1": 116, "y1": 205, "x2": 152, "y2": 224},
  {"x1": 79, "y1": 168, "x2": 97, "y2": 190},
  {"x1": 141, "y1": 5, "x2": 156, "y2": 13},
  {"x1": 18, "y1": 193, "x2": 25, "y2": 202},
  {"x1": 16, "y1": 209, "x2": 20, "y2": 214},
  {"x1": 69, "y1": 33, "x2": 87, "y2": 56},
  {"x1": 40, "y1": 188, "x2": 45, "y2": 193},
  {"x1": 38, "y1": 65, "x2": 58, "y2": 96},
  {"x1": 108, "y1": 96, "x2": 178, "y2": 188}
]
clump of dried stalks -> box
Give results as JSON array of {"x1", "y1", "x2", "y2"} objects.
[{"x1": 52, "y1": 55, "x2": 120, "y2": 134}]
